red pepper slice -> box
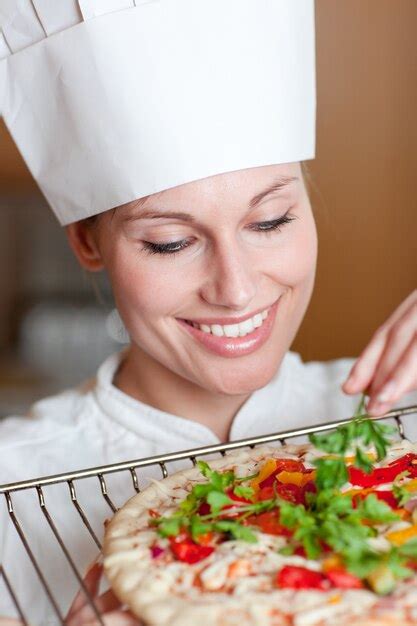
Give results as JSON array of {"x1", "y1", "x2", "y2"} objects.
[
  {"x1": 372, "y1": 490, "x2": 399, "y2": 508},
  {"x1": 258, "y1": 481, "x2": 310, "y2": 505},
  {"x1": 170, "y1": 537, "x2": 214, "y2": 564},
  {"x1": 276, "y1": 482, "x2": 305, "y2": 505},
  {"x1": 245, "y1": 511, "x2": 292, "y2": 537},
  {"x1": 277, "y1": 565, "x2": 327, "y2": 590},
  {"x1": 349, "y1": 454, "x2": 417, "y2": 488},
  {"x1": 257, "y1": 485, "x2": 276, "y2": 501},
  {"x1": 326, "y1": 568, "x2": 364, "y2": 589}
]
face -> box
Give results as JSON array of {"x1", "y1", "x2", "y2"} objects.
[{"x1": 85, "y1": 163, "x2": 317, "y2": 396}]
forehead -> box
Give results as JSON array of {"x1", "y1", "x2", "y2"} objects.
[{"x1": 120, "y1": 163, "x2": 301, "y2": 220}]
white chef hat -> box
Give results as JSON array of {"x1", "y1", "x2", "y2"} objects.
[{"x1": 0, "y1": 0, "x2": 316, "y2": 225}]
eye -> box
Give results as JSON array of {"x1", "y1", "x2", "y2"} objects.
[
  {"x1": 142, "y1": 238, "x2": 193, "y2": 255},
  {"x1": 248, "y1": 213, "x2": 296, "y2": 233}
]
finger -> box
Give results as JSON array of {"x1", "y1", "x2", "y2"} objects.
[
  {"x1": 366, "y1": 307, "x2": 417, "y2": 397},
  {"x1": 66, "y1": 561, "x2": 103, "y2": 618},
  {"x1": 366, "y1": 339, "x2": 417, "y2": 416},
  {"x1": 342, "y1": 329, "x2": 387, "y2": 394},
  {"x1": 94, "y1": 590, "x2": 123, "y2": 614}
]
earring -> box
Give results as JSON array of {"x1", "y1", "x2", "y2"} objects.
[{"x1": 106, "y1": 308, "x2": 130, "y2": 344}]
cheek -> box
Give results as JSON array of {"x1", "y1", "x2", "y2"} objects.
[
  {"x1": 106, "y1": 247, "x2": 188, "y2": 321},
  {"x1": 265, "y1": 213, "x2": 317, "y2": 287}
]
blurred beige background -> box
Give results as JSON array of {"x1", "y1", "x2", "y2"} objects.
[{"x1": 0, "y1": 0, "x2": 416, "y2": 413}]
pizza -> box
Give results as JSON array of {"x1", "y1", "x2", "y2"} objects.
[{"x1": 103, "y1": 417, "x2": 417, "y2": 626}]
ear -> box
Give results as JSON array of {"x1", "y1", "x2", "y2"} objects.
[{"x1": 65, "y1": 221, "x2": 104, "y2": 272}]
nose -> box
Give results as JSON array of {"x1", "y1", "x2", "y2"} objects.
[{"x1": 199, "y1": 237, "x2": 257, "y2": 311}]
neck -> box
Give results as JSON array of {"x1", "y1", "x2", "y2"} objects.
[{"x1": 113, "y1": 345, "x2": 251, "y2": 443}]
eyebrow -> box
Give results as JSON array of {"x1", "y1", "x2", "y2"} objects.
[{"x1": 124, "y1": 175, "x2": 298, "y2": 223}]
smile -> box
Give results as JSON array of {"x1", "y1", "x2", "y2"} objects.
[
  {"x1": 176, "y1": 298, "x2": 281, "y2": 358},
  {"x1": 184, "y1": 307, "x2": 270, "y2": 338}
]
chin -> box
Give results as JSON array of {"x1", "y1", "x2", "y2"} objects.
[{"x1": 205, "y1": 359, "x2": 280, "y2": 396}]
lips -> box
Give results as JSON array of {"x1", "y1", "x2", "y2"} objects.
[{"x1": 176, "y1": 298, "x2": 281, "y2": 358}]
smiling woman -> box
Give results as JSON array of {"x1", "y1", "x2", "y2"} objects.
[{"x1": 1, "y1": 0, "x2": 417, "y2": 624}]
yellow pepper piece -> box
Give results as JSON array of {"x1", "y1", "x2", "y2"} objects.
[
  {"x1": 322, "y1": 555, "x2": 343, "y2": 572},
  {"x1": 327, "y1": 594, "x2": 342, "y2": 605},
  {"x1": 276, "y1": 470, "x2": 316, "y2": 487},
  {"x1": 386, "y1": 524, "x2": 417, "y2": 546},
  {"x1": 251, "y1": 458, "x2": 277, "y2": 491},
  {"x1": 405, "y1": 478, "x2": 417, "y2": 493},
  {"x1": 342, "y1": 488, "x2": 372, "y2": 499}
]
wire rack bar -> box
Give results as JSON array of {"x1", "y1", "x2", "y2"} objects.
[
  {"x1": 129, "y1": 467, "x2": 140, "y2": 493},
  {"x1": 4, "y1": 492, "x2": 65, "y2": 624},
  {"x1": 98, "y1": 474, "x2": 117, "y2": 512},
  {"x1": 0, "y1": 564, "x2": 30, "y2": 626},
  {"x1": 36, "y1": 486, "x2": 105, "y2": 626},
  {"x1": 1, "y1": 404, "x2": 416, "y2": 494},
  {"x1": 68, "y1": 480, "x2": 102, "y2": 550}
]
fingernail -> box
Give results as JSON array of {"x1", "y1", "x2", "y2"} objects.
[
  {"x1": 376, "y1": 381, "x2": 396, "y2": 404},
  {"x1": 343, "y1": 376, "x2": 356, "y2": 392}
]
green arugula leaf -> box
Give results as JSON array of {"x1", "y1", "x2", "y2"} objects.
[
  {"x1": 156, "y1": 516, "x2": 183, "y2": 537},
  {"x1": 309, "y1": 429, "x2": 349, "y2": 455},
  {"x1": 190, "y1": 515, "x2": 214, "y2": 541},
  {"x1": 206, "y1": 490, "x2": 232, "y2": 513},
  {"x1": 314, "y1": 458, "x2": 349, "y2": 490},
  {"x1": 386, "y1": 549, "x2": 414, "y2": 579},
  {"x1": 196, "y1": 460, "x2": 212, "y2": 478},
  {"x1": 214, "y1": 520, "x2": 258, "y2": 542},
  {"x1": 233, "y1": 485, "x2": 255, "y2": 499},
  {"x1": 355, "y1": 446, "x2": 373, "y2": 474},
  {"x1": 398, "y1": 538, "x2": 417, "y2": 558},
  {"x1": 358, "y1": 494, "x2": 399, "y2": 524}
]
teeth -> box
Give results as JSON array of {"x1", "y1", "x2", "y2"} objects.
[
  {"x1": 253, "y1": 313, "x2": 263, "y2": 328},
  {"x1": 238, "y1": 318, "x2": 254, "y2": 337},
  {"x1": 191, "y1": 307, "x2": 270, "y2": 338},
  {"x1": 211, "y1": 324, "x2": 224, "y2": 337},
  {"x1": 224, "y1": 324, "x2": 240, "y2": 338}
]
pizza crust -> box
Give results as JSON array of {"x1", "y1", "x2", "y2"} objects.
[{"x1": 103, "y1": 441, "x2": 417, "y2": 626}]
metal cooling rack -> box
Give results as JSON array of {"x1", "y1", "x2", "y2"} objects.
[{"x1": 1, "y1": 404, "x2": 416, "y2": 625}]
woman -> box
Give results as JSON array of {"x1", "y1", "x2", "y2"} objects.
[{"x1": 0, "y1": 1, "x2": 416, "y2": 624}]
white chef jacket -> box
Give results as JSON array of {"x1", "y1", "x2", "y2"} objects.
[{"x1": 1, "y1": 350, "x2": 417, "y2": 625}]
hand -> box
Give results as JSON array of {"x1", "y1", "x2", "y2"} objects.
[
  {"x1": 0, "y1": 620, "x2": 26, "y2": 625},
  {"x1": 343, "y1": 290, "x2": 417, "y2": 416},
  {"x1": 65, "y1": 560, "x2": 141, "y2": 625}
]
